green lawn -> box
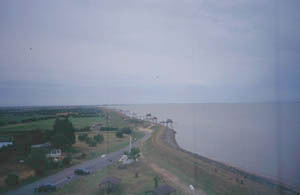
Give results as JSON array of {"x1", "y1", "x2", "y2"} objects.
[
  {"x1": 70, "y1": 117, "x2": 105, "y2": 129},
  {"x1": 0, "y1": 116, "x2": 106, "y2": 132},
  {"x1": 52, "y1": 161, "x2": 182, "y2": 195}
]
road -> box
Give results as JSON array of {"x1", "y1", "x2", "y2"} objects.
[{"x1": 5, "y1": 131, "x2": 151, "y2": 195}]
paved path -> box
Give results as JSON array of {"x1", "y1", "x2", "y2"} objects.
[{"x1": 5, "y1": 132, "x2": 151, "y2": 195}]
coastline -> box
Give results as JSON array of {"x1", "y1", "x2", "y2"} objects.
[
  {"x1": 110, "y1": 107, "x2": 299, "y2": 194},
  {"x1": 162, "y1": 127, "x2": 300, "y2": 194}
]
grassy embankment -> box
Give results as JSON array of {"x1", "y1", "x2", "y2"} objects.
[{"x1": 142, "y1": 125, "x2": 297, "y2": 195}]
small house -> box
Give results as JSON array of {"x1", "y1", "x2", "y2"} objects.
[{"x1": 46, "y1": 149, "x2": 62, "y2": 158}]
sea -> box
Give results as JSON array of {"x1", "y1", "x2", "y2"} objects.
[{"x1": 111, "y1": 103, "x2": 300, "y2": 188}]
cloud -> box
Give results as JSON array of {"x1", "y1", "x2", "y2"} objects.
[{"x1": 0, "y1": 0, "x2": 299, "y2": 105}]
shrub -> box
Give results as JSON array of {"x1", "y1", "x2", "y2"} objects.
[
  {"x1": 121, "y1": 127, "x2": 132, "y2": 134},
  {"x1": 86, "y1": 138, "x2": 97, "y2": 147},
  {"x1": 115, "y1": 131, "x2": 124, "y2": 138},
  {"x1": 128, "y1": 147, "x2": 140, "y2": 160},
  {"x1": 78, "y1": 133, "x2": 88, "y2": 142},
  {"x1": 62, "y1": 155, "x2": 72, "y2": 166},
  {"x1": 25, "y1": 148, "x2": 47, "y2": 175},
  {"x1": 46, "y1": 160, "x2": 60, "y2": 169},
  {"x1": 5, "y1": 173, "x2": 19, "y2": 186},
  {"x1": 93, "y1": 134, "x2": 104, "y2": 143},
  {"x1": 78, "y1": 126, "x2": 90, "y2": 132},
  {"x1": 81, "y1": 153, "x2": 87, "y2": 159},
  {"x1": 100, "y1": 127, "x2": 118, "y2": 131}
]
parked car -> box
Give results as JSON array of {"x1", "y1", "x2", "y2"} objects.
[
  {"x1": 74, "y1": 168, "x2": 90, "y2": 175},
  {"x1": 34, "y1": 184, "x2": 56, "y2": 192}
]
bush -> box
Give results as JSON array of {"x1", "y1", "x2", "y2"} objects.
[
  {"x1": 46, "y1": 160, "x2": 60, "y2": 169},
  {"x1": 100, "y1": 127, "x2": 118, "y2": 131},
  {"x1": 62, "y1": 155, "x2": 72, "y2": 166},
  {"x1": 115, "y1": 131, "x2": 124, "y2": 138},
  {"x1": 5, "y1": 173, "x2": 19, "y2": 186},
  {"x1": 25, "y1": 148, "x2": 47, "y2": 175},
  {"x1": 93, "y1": 134, "x2": 104, "y2": 144},
  {"x1": 128, "y1": 147, "x2": 140, "y2": 160},
  {"x1": 78, "y1": 133, "x2": 88, "y2": 142},
  {"x1": 81, "y1": 153, "x2": 87, "y2": 159},
  {"x1": 78, "y1": 126, "x2": 90, "y2": 132},
  {"x1": 121, "y1": 127, "x2": 132, "y2": 134},
  {"x1": 86, "y1": 138, "x2": 97, "y2": 147}
]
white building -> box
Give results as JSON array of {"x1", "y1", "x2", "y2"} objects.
[
  {"x1": 0, "y1": 142, "x2": 13, "y2": 149},
  {"x1": 46, "y1": 149, "x2": 62, "y2": 158}
]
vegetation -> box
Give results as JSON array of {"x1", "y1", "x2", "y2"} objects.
[
  {"x1": 25, "y1": 148, "x2": 48, "y2": 175},
  {"x1": 48, "y1": 117, "x2": 76, "y2": 151},
  {"x1": 153, "y1": 176, "x2": 159, "y2": 188},
  {"x1": 115, "y1": 131, "x2": 124, "y2": 138},
  {"x1": 0, "y1": 107, "x2": 104, "y2": 127},
  {"x1": 100, "y1": 127, "x2": 118, "y2": 131},
  {"x1": 93, "y1": 134, "x2": 104, "y2": 143},
  {"x1": 120, "y1": 127, "x2": 132, "y2": 134},
  {"x1": 78, "y1": 133, "x2": 88, "y2": 142},
  {"x1": 5, "y1": 173, "x2": 19, "y2": 186},
  {"x1": 125, "y1": 147, "x2": 140, "y2": 161},
  {"x1": 0, "y1": 107, "x2": 147, "y2": 193},
  {"x1": 51, "y1": 161, "x2": 181, "y2": 195},
  {"x1": 62, "y1": 155, "x2": 72, "y2": 166}
]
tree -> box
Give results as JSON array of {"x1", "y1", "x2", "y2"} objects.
[
  {"x1": 50, "y1": 134, "x2": 72, "y2": 150},
  {"x1": 146, "y1": 113, "x2": 152, "y2": 121},
  {"x1": 93, "y1": 134, "x2": 104, "y2": 143},
  {"x1": 121, "y1": 127, "x2": 132, "y2": 134},
  {"x1": 127, "y1": 147, "x2": 140, "y2": 161},
  {"x1": 116, "y1": 131, "x2": 124, "y2": 138},
  {"x1": 153, "y1": 176, "x2": 159, "y2": 188},
  {"x1": 5, "y1": 173, "x2": 19, "y2": 186},
  {"x1": 152, "y1": 117, "x2": 157, "y2": 124},
  {"x1": 166, "y1": 119, "x2": 173, "y2": 128},
  {"x1": 26, "y1": 148, "x2": 48, "y2": 175},
  {"x1": 62, "y1": 155, "x2": 72, "y2": 166},
  {"x1": 78, "y1": 133, "x2": 88, "y2": 142},
  {"x1": 86, "y1": 138, "x2": 97, "y2": 147},
  {"x1": 50, "y1": 118, "x2": 76, "y2": 150},
  {"x1": 53, "y1": 117, "x2": 76, "y2": 145}
]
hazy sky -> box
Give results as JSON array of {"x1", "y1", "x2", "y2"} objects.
[{"x1": 0, "y1": 0, "x2": 299, "y2": 106}]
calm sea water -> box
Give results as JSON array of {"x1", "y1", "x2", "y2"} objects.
[{"x1": 112, "y1": 103, "x2": 300, "y2": 187}]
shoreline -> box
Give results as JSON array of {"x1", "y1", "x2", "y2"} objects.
[
  {"x1": 110, "y1": 107, "x2": 299, "y2": 194},
  {"x1": 162, "y1": 127, "x2": 300, "y2": 194}
]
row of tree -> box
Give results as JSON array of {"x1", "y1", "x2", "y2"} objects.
[{"x1": 78, "y1": 133, "x2": 104, "y2": 147}]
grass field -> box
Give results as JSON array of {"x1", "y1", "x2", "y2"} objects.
[
  {"x1": 52, "y1": 160, "x2": 181, "y2": 195},
  {"x1": 0, "y1": 107, "x2": 134, "y2": 132},
  {"x1": 0, "y1": 116, "x2": 106, "y2": 132}
]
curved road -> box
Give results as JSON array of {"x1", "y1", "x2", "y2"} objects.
[{"x1": 5, "y1": 132, "x2": 151, "y2": 195}]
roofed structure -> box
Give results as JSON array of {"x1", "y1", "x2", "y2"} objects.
[{"x1": 99, "y1": 177, "x2": 121, "y2": 194}]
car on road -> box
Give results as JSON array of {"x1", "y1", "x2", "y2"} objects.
[
  {"x1": 34, "y1": 184, "x2": 56, "y2": 192},
  {"x1": 74, "y1": 168, "x2": 90, "y2": 175}
]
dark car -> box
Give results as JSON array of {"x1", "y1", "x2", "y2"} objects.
[
  {"x1": 34, "y1": 184, "x2": 56, "y2": 192},
  {"x1": 74, "y1": 168, "x2": 90, "y2": 175}
]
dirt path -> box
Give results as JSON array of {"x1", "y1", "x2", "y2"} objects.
[{"x1": 139, "y1": 126, "x2": 205, "y2": 195}]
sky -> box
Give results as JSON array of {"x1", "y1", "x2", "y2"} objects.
[{"x1": 0, "y1": 0, "x2": 300, "y2": 106}]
